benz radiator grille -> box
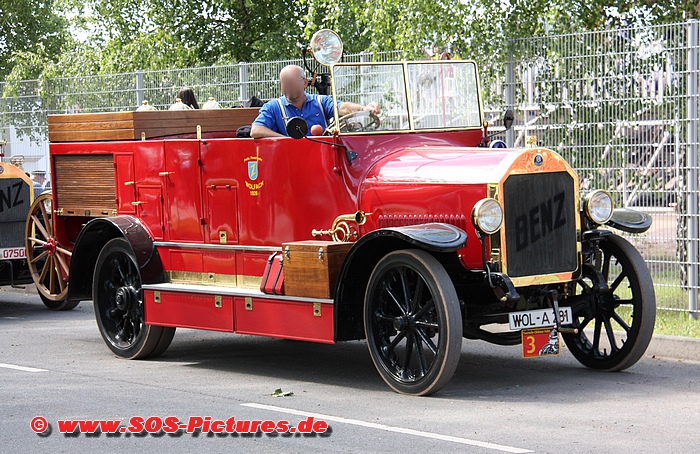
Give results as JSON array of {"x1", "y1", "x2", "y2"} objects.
[
  {"x1": 0, "y1": 177, "x2": 31, "y2": 249},
  {"x1": 502, "y1": 172, "x2": 577, "y2": 278}
]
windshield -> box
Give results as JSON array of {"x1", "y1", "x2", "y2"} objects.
[{"x1": 330, "y1": 61, "x2": 482, "y2": 134}]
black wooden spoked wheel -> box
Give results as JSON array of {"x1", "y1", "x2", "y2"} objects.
[
  {"x1": 563, "y1": 234, "x2": 655, "y2": 371},
  {"x1": 364, "y1": 249, "x2": 462, "y2": 396},
  {"x1": 93, "y1": 238, "x2": 175, "y2": 359},
  {"x1": 25, "y1": 193, "x2": 77, "y2": 310}
]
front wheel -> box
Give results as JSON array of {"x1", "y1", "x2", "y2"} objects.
[
  {"x1": 93, "y1": 238, "x2": 175, "y2": 359},
  {"x1": 563, "y1": 233, "x2": 655, "y2": 371},
  {"x1": 364, "y1": 249, "x2": 462, "y2": 396}
]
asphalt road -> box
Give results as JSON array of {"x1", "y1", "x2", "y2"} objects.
[{"x1": 1, "y1": 288, "x2": 699, "y2": 453}]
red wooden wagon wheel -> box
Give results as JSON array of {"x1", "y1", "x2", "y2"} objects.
[{"x1": 25, "y1": 193, "x2": 77, "y2": 310}]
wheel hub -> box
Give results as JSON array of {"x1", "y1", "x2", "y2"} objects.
[
  {"x1": 393, "y1": 315, "x2": 414, "y2": 331},
  {"x1": 115, "y1": 286, "x2": 138, "y2": 311},
  {"x1": 42, "y1": 238, "x2": 57, "y2": 256}
]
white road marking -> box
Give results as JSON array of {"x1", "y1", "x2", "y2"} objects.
[
  {"x1": 242, "y1": 402, "x2": 533, "y2": 453},
  {"x1": 0, "y1": 363, "x2": 48, "y2": 372}
]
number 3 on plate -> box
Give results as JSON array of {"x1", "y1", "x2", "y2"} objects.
[{"x1": 525, "y1": 334, "x2": 537, "y2": 354}]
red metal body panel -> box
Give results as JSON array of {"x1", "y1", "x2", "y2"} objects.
[
  {"x1": 356, "y1": 144, "x2": 520, "y2": 269},
  {"x1": 51, "y1": 126, "x2": 515, "y2": 339},
  {"x1": 233, "y1": 297, "x2": 334, "y2": 344},
  {"x1": 144, "y1": 290, "x2": 234, "y2": 332}
]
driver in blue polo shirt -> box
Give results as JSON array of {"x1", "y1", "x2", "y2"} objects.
[{"x1": 250, "y1": 65, "x2": 380, "y2": 138}]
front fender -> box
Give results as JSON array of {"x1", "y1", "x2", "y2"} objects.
[
  {"x1": 606, "y1": 208, "x2": 653, "y2": 234},
  {"x1": 333, "y1": 223, "x2": 466, "y2": 341},
  {"x1": 354, "y1": 223, "x2": 467, "y2": 253},
  {"x1": 67, "y1": 216, "x2": 164, "y2": 302}
]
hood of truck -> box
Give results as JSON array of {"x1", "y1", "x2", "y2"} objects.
[
  {"x1": 358, "y1": 144, "x2": 580, "y2": 273},
  {"x1": 363, "y1": 146, "x2": 569, "y2": 185}
]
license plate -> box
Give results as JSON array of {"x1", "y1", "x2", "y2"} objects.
[
  {"x1": 508, "y1": 307, "x2": 573, "y2": 331},
  {"x1": 0, "y1": 247, "x2": 26, "y2": 259},
  {"x1": 521, "y1": 328, "x2": 560, "y2": 357}
]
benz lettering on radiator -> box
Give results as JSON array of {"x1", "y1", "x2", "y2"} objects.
[
  {"x1": 0, "y1": 181, "x2": 25, "y2": 213},
  {"x1": 514, "y1": 191, "x2": 566, "y2": 252}
]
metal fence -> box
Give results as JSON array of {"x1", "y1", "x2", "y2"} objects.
[
  {"x1": 0, "y1": 21, "x2": 699, "y2": 313},
  {"x1": 495, "y1": 21, "x2": 700, "y2": 314}
]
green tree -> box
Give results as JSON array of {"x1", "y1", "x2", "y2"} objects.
[
  {"x1": 0, "y1": 0, "x2": 68, "y2": 78},
  {"x1": 63, "y1": 0, "x2": 308, "y2": 73}
]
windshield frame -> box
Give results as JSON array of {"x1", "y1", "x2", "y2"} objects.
[{"x1": 329, "y1": 60, "x2": 485, "y2": 136}]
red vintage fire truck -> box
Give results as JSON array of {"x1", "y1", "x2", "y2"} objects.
[{"x1": 29, "y1": 30, "x2": 656, "y2": 395}]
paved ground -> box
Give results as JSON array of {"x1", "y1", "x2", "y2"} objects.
[{"x1": 1, "y1": 288, "x2": 699, "y2": 453}]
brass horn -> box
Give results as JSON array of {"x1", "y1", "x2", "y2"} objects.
[{"x1": 312, "y1": 211, "x2": 367, "y2": 242}]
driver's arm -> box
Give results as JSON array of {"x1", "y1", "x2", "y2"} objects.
[
  {"x1": 250, "y1": 99, "x2": 286, "y2": 138},
  {"x1": 338, "y1": 101, "x2": 381, "y2": 116},
  {"x1": 250, "y1": 124, "x2": 285, "y2": 138}
]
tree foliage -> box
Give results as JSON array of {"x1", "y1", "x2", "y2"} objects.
[
  {"x1": 0, "y1": 0, "x2": 68, "y2": 78},
  {"x1": 1, "y1": 0, "x2": 698, "y2": 83}
]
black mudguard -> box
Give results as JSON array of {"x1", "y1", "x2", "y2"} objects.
[
  {"x1": 333, "y1": 223, "x2": 467, "y2": 341},
  {"x1": 352, "y1": 223, "x2": 467, "y2": 253},
  {"x1": 606, "y1": 208, "x2": 653, "y2": 234},
  {"x1": 67, "y1": 216, "x2": 163, "y2": 302}
]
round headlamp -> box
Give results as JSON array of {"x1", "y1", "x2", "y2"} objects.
[
  {"x1": 471, "y1": 198, "x2": 503, "y2": 235},
  {"x1": 583, "y1": 190, "x2": 614, "y2": 224},
  {"x1": 309, "y1": 29, "x2": 344, "y2": 66}
]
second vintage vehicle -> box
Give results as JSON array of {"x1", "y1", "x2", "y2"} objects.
[
  {"x1": 0, "y1": 158, "x2": 36, "y2": 293},
  {"x1": 33, "y1": 30, "x2": 656, "y2": 395}
]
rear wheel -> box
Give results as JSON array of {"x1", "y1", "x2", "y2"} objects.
[
  {"x1": 25, "y1": 193, "x2": 77, "y2": 310},
  {"x1": 563, "y1": 234, "x2": 655, "y2": 371},
  {"x1": 93, "y1": 238, "x2": 175, "y2": 359},
  {"x1": 364, "y1": 249, "x2": 462, "y2": 396}
]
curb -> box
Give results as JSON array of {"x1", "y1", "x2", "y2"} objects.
[{"x1": 646, "y1": 334, "x2": 700, "y2": 362}]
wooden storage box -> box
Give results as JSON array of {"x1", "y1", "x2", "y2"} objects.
[
  {"x1": 47, "y1": 108, "x2": 260, "y2": 142},
  {"x1": 282, "y1": 240, "x2": 353, "y2": 299}
]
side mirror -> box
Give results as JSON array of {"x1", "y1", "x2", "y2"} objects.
[
  {"x1": 286, "y1": 116, "x2": 308, "y2": 139},
  {"x1": 503, "y1": 108, "x2": 515, "y2": 131}
]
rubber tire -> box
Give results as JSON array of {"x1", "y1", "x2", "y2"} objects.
[
  {"x1": 93, "y1": 238, "x2": 175, "y2": 359},
  {"x1": 563, "y1": 234, "x2": 655, "y2": 371},
  {"x1": 39, "y1": 292, "x2": 79, "y2": 311},
  {"x1": 364, "y1": 249, "x2": 462, "y2": 396}
]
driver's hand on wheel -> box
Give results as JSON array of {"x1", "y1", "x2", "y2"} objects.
[{"x1": 363, "y1": 102, "x2": 381, "y2": 115}]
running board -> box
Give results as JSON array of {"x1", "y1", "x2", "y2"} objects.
[{"x1": 142, "y1": 283, "x2": 335, "y2": 344}]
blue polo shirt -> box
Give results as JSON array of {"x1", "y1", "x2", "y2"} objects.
[{"x1": 252, "y1": 93, "x2": 341, "y2": 136}]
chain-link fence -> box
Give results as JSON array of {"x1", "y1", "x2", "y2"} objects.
[
  {"x1": 494, "y1": 20, "x2": 700, "y2": 314},
  {"x1": 1, "y1": 21, "x2": 699, "y2": 313}
]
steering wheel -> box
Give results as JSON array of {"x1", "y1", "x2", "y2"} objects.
[{"x1": 327, "y1": 110, "x2": 381, "y2": 134}]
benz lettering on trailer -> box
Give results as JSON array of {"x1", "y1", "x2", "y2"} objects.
[{"x1": 31, "y1": 29, "x2": 657, "y2": 396}]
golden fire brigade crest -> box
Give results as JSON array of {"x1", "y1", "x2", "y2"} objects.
[{"x1": 244, "y1": 156, "x2": 264, "y2": 196}]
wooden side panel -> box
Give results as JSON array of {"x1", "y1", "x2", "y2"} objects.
[
  {"x1": 282, "y1": 241, "x2": 352, "y2": 299},
  {"x1": 53, "y1": 154, "x2": 116, "y2": 216},
  {"x1": 48, "y1": 109, "x2": 260, "y2": 142}
]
